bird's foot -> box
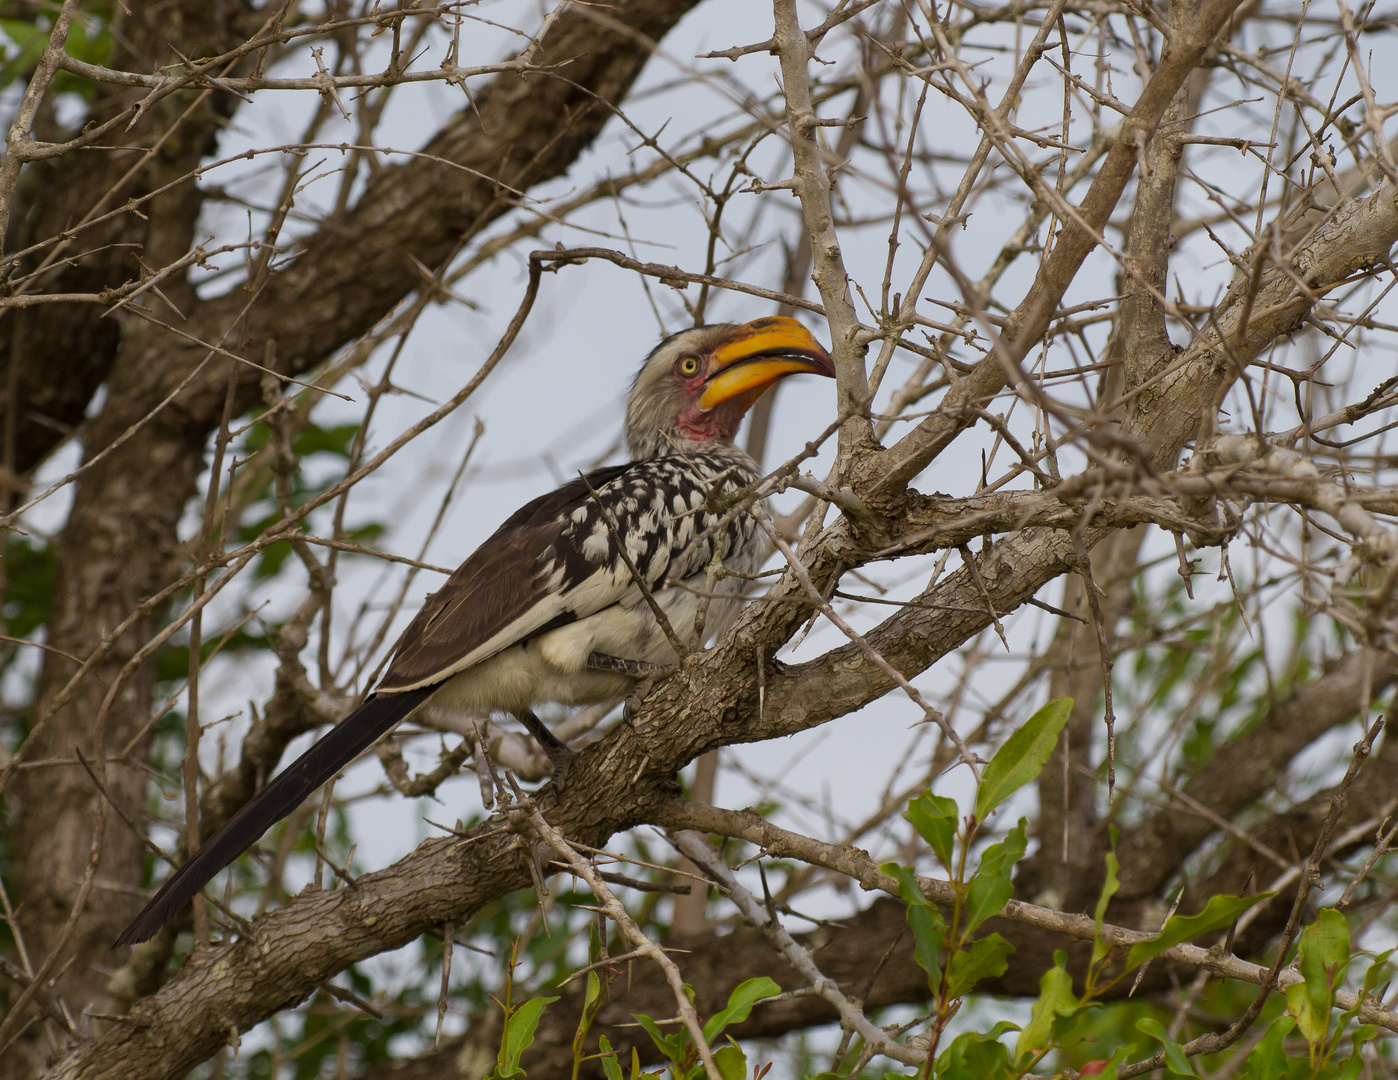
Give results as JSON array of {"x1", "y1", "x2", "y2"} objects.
[
  {"x1": 515, "y1": 709, "x2": 579, "y2": 791},
  {"x1": 586, "y1": 652, "x2": 672, "y2": 678}
]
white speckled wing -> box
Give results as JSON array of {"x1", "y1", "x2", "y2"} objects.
[{"x1": 376, "y1": 445, "x2": 764, "y2": 695}]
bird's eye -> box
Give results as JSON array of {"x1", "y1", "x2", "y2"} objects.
[{"x1": 679, "y1": 356, "x2": 700, "y2": 376}]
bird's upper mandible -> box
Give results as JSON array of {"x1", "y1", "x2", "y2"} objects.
[{"x1": 624, "y1": 316, "x2": 833, "y2": 460}]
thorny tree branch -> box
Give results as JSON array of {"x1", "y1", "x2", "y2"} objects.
[
  {"x1": 670, "y1": 829, "x2": 925, "y2": 1066},
  {"x1": 522, "y1": 802, "x2": 723, "y2": 1080}
]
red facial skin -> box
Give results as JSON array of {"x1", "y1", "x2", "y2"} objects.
[{"x1": 672, "y1": 353, "x2": 765, "y2": 445}]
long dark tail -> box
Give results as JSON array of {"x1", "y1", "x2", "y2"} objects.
[{"x1": 115, "y1": 688, "x2": 433, "y2": 947}]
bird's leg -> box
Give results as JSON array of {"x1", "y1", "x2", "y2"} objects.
[
  {"x1": 586, "y1": 652, "x2": 672, "y2": 677},
  {"x1": 515, "y1": 708, "x2": 578, "y2": 788}
]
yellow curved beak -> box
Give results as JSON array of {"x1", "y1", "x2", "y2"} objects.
[{"x1": 699, "y1": 317, "x2": 835, "y2": 411}]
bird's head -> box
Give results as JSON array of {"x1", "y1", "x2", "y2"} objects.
[{"x1": 625, "y1": 316, "x2": 835, "y2": 459}]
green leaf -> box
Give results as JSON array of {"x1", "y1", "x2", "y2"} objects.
[
  {"x1": 882, "y1": 862, "x2": 930, "y2": 907},
  {"x1": 1348, "y1": 1024, "x2": 1379, "y2": 1055},
  {"x1": 292, "y1": 422, "x2": 362, "y2": 459},
  {"x1": 1334, "y1": 1054, "x2": 1366, "y2": 1080},
  {"x1": 573, "y1": 970, "x2": 605, "y2": 1062},
  {"x1": 1286, "y1": 908, "x2": 1350, "y2": 1049},
  {"x1": 1304, "y1": 907, "x2": 1351, "y2": 975},
  {"x1": 909, "y1": 904, "x2": 947, "y2": 990},
  {"x1": 1330, "y1": 1024, "x2": 1377, "y2": 1080},
  {"x1": 946, "y1": 933, "x2": 1013, "y2": 999},
  {"x1": 905, "y1": 791, "x2": 959, "y2": 870},
  {"x1": 1014, "y1": 951, "x2": 1078, "y2": 1062},
  {"x1": 498, "y1": 995, "x2": 559, "y2": 1077},
  {"x1": 1136, "y1": 1018, "x2": 1200, "y2": 1078},
  {"x1": 881, "y1": 862, "x2": 949, "y2": 988},
  {"x1": 934, "y1": 1022, "x2": 1017, "y2": 1080},
  {"x1": 1237, "y1": 1016, "x2": 1294, "y2": 1080},
  {"x1": 634, "y1": 1013, "x2": 686, "y2": 1065},
  {"x1": 701, "y1": 976, "x2": 781, "y2": 1042},
  {"x1": 1358, "y1": 947, "x2": 1392, "y2": 997},
  {"x1": 1336, "y1": 947, "x2": 1394, "y2": 1042},
  {"x1": 963, "y1": 820, "x2": 1028, "y2": 933},
  {"x1": 1124, "y1": 892, "x2": 1273, "y2": 972},
  {"x1": 598, "y1": 1036, "x2": 625, "y2": 1080},
  {"x1": 1091, "y1": 847, "x2": 1121, "y2": 970},
  {"x1": 713, "y1": 1041, "x2": 747, "y2": 1080},
  {"x1": 975, "y1": 698, "x2": 1072, "y2": 821},
  {"x1": 1285, "y1": 977, "x2": 1323, "y2": 1049}
]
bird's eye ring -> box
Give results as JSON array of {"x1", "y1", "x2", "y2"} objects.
[{"x1": 679, "y1": 355, "x2": 700, "y2": 376}]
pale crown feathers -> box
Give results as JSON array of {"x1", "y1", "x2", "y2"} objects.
[{"x1": 625, "y1": 324, "x2": 748, "y2": 461}]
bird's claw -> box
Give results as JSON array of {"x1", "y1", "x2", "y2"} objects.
[
  {"x1": 514, "y1": 708, "x2": 578, "y2": 791},
  {"x1": 586, "y1": 651, "x2": 670, "y2": 678},
  {"x1": 547, "y1": 746, "x2": 578, "y2": 791}
]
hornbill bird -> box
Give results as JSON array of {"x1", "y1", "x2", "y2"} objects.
[{"x1": 116, "y1": 316, "x2": 835, "y2": 946}]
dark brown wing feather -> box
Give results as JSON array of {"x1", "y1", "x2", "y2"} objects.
[{"x1": 376, "y1": 463, "x2": 631, "y2": 692}]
